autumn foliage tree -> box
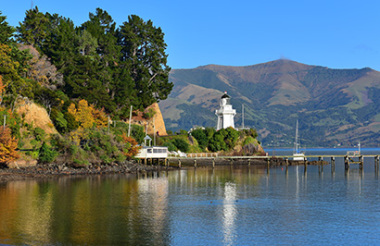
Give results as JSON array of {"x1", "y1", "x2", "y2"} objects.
[
  {"x1": 121, "y1": 133, "x2": 140, "y2": 159},
  {"x1": 0, "y1": 126, "x2": 19, "y2": 165}
]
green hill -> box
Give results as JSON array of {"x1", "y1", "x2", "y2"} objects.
[{"x1": 160, "y1": 59, "x2": 380, "y2": 147}]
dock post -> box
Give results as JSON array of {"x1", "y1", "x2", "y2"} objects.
[
  {"x1": 144, "y1": 158, "x2": 147, "y2": 165},
  {"x1": 248, "y1": 159, "x2": 251, "y2": 166},
  {"x1": 345, "y1": 156, "x2": 349, "y2": 170},
  {"x1": 331, "y1": 157, "x2": 335, "y2": 173},
  {"x1": 304, "y1": 157, "x2": 307, "y2": 172},
  {"x1": 267, "y1": 158, "x2": 270, "y2": 174},
  {"x1": 194, "y1": 159, "x2": 197, "y2": 168},
  {"x1": 178, "y1": 159, "x2": 182, "y2": 169},
  {"x1": 359, "y1": 155, "x2": 363, "y2": 169},
  {"x1": 212, "y1": 158, "x2": 215, "y2": 168},
  {"x1": 165, "y1": 158, "x2": 168, "y2": 168},
  {"x1": 285, "y1": 158, "x2": 289, "y2": 167}
]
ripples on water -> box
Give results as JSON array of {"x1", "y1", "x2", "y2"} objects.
[{"x1": 0, "y1": 149, "x2": 379, "y2": 245}]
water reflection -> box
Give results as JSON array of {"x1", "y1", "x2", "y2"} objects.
[
  {"x1": 0, "y1": 160, "x2": 379, "y2": 245},
  {"x1": 222, "y1": 182, "x2": 237, "y2": 246}
]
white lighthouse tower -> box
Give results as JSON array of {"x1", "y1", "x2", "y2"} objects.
[{"x1": 216, "y1": 92, "x2": 236, "y2": 130}]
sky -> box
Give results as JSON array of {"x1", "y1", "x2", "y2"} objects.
[{"x1": 1, "y1": 0, "x2": 380, "y2": 70}]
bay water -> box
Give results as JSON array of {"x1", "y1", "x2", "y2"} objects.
[{"x1": 0, "y1": 148, "x2": 379, "y2": 245}]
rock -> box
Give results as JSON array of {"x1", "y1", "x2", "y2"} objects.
[{"x1": 7, "y1": 159, "x2": 37, "y2": 169}]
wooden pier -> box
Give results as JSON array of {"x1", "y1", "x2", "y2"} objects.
[
  {"x1": 137, "y1": 154, "x2": 380, "y2": 174},
  {"x1": 162, "y1": 154, "x2": 380, "y2": 171}
]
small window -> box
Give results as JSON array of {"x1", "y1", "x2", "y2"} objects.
[{"x1": 147, "y1": 149, "x2": 152, "y2": 153}]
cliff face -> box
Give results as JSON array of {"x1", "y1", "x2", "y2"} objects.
[
  {"x1": 127, "y1": 103, "x2": 167, "y2": 136},
  {"x1": 15, "y1": 100, "x2": 58, "y2": 135},
  {"x1": 14, "y1": 99, "x2": 167, "y2": 137}
]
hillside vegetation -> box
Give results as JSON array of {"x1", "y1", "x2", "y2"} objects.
[
  {"x1": 161, "y1": 59, "x2": 380, "y2": 147},
  {"x1": 0, "y1": 8, "x2": 172, "y2": 166}
]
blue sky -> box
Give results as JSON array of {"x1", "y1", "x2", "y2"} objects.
[{"x1": 1, "y1": 0, "x2": 380, "y2": 70}]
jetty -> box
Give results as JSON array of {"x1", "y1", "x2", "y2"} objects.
[{"x1": 138, "y1": 153, "x2": 380, "y2": 173}]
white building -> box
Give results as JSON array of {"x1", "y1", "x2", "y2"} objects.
[
  {"x1": 215, "y1": 92, "x2": 236, "y2": 130},
  {"x1": 135, "y1": 134, "x2": 168, "y2": 159}
]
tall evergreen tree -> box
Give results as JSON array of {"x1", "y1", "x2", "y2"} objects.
[
  {"x1": 117, "y1": 15, "x2": 172, "y2": 109},
  {"x1": 17, "y1": 6, "x2": 49, "y2": 51},
  {"x1": 0, "y1": 11, "x2": 15, "y2": 44}
]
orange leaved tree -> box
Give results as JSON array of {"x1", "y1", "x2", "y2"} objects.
[
  {"x1": 121, "y1": 133, "x2": 141, "y2": 159},
  {"x1": 0, "y1": 126, "x2": 19, "y2": 164}
]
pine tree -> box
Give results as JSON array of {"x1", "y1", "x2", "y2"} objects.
[
  {"x1": 0, "y1": 11, "x2": 15, "y2": 44},
  {"x1": 17, "y1": 6, "x2": 49, "y2": 50},
  {"x1": 117, "y1": 15, "x2": 173, "y2": 109}
]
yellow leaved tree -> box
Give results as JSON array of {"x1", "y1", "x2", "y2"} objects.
[{"x1": 68, "y1": 99, "x2": 108, "y2": 144}]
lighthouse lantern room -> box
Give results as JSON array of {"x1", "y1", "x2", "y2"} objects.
[{"x1": 215, "y1": 92, "x2": 236, "y2": 130}]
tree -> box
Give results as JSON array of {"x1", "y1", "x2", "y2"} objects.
[
  {"x1": 0, "y1": 44, "x2": 34, "y2": 101},
  {"x1": 121, "y1": 134, "x2": 140, "y2": 159},
  {"x1": 191, "y1": 128, "x2": 208, "y2": 150},
  {"x1": 67, "y1": 99, "x2": 108, "y2": 144},
  {"x1": 0, "y1": 11, "x2": 15, "y2": 44},
  {"x1": 0, "y1": 126, "x2": 19, "y2": 164},
  {"x1": 17, "y1": 6, "x2": 49, "y2": 50},
  {"x1": 117, "y1": 15, "x2": 173, "y2": 109}
]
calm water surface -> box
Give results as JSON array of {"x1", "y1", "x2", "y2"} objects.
[{"x1": 0, "y1": 149, "x2": 379, "y2": 245}]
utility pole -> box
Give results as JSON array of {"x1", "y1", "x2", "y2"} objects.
[
  {"x1": 128, "y1": 105, "x2": 132, "y2": 137},
  {"x1": 153, "y1": 117, "x2": 156, "y2": 146}
]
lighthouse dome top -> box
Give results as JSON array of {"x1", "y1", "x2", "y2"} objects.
[{"x1": 221, "y1": 92, "x2": 230, "y2": 99}]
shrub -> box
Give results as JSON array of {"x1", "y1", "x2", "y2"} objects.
[
  {"x1": 191, "y1": 128, "x2": 208, "y2": 150},
  {"x1": 172, "y1": 138, "x2": 189, "y2": 152},
  {"x1": 0, "y1": 127, "x2": 19, "y2": 164},
  {"x1": 243, "y1": 136, "x2": 256, "y2": 146},
  {"x1": 51, "y1": 109, "x2": 68, "y2": 133},
  {"x1": 39, "y1": 142, "x2": 58, "y2": 163},
  {"x1": 164, "y1": 141, "x2": 177, "y2": 152},
  {"x1": 143, "y1": 108, "x2": 155, "y2": 119},
  {"x1": 33, "y1": 127, "x2": 46, "y2": 141}
]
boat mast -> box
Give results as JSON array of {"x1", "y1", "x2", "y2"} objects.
[
  {"x1": 294, "y1": 120, "x2": 299, "y2": 154},
  {"x1": 242, "y1": 104, "x2": 244, "y2": 129}
]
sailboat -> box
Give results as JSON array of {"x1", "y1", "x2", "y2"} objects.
[{"x1": 293, "y1": 120, "x2": 305, "y2": 161}]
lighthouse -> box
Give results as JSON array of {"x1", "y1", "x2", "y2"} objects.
[{"x1": 215, "y1": 92, "x2": 236, "y2": 130}]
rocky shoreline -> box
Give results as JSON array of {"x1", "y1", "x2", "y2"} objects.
[
  {"x1": 0, "y1": 161, "x2": 171, "y2": 183},
  {"x1": 0, "y1": 158, "x2": 329, "y2": 183}
]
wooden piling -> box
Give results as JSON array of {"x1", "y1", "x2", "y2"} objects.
[
  {"x1": 285, "y1": 158, "x2": 288, "y2": 167},
  {"x1": 359, "y1": 155, "x2": 363, "y2": 169},
  {"x1": 194, "y1": 159, "x2": 197, "y2": 168},
  {"x1": 178, "y1": 159, "x2": 181, "y2": 168},
  {"x1": 345, "y1": 156, "x2": 349, "y2": 170},
  {"x1": 212, "y1": 158, "x2": 215, "y2": 168},
  {"x1": 304, "y1": 157, "x2": 307, "y2": 171}
]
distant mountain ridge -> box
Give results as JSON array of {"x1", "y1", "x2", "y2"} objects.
[{"x1": 159, "y1": 59, "x2": 380, "y2": 147}]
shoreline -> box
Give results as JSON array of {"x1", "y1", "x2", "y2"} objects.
[
  {"x1": 0, "y1": 161, "x2": 171, "y2": 183},
  {"x1": 0, "y1": 158, "x2": 328, "y2": 183}
]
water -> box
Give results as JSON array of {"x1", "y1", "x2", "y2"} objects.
[{"x1": 0, "y1": 148, "x2": 379, "y2": 245}]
